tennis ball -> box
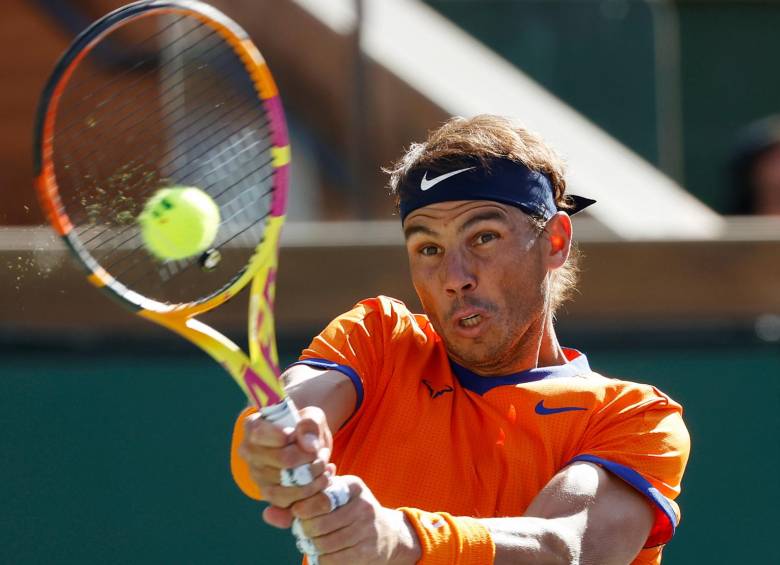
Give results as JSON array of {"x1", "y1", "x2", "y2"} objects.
[{"x1": 138, "y1": 187, "x2": 220, "y2": 261}]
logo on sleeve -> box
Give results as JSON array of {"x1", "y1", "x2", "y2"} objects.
[{"x1": 534, "y1": 400, "x2": 587, "y2": 415}]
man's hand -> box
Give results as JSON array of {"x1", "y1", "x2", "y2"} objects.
[
  {"x1": 237, "y1": 405, "x2": 334, "y2": 512},
  {"x1": 281, "y1": 475, "x2": 421, "y2": 565}
]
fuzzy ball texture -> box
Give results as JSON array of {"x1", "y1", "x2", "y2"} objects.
[{"x1": 138, "y1": 187, "x2": 220, "y2": 261}]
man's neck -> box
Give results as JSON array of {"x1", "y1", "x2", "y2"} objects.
[{"x1": 536, "y1": 316, "x2": 568, "y2": 368}]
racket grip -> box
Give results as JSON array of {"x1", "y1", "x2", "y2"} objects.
[
  {"x1": 259, "y1": 396, "x2": 301, "y2": 429},
  {"x1": 260, "y1": 397, "x2": 321, "y2": 564},
  {"x1": 291, "y1": 479, "x2": 352, "y2": 565},
  {"x1": 259, "y1": 397, "x2": 314, "y2": 486}
]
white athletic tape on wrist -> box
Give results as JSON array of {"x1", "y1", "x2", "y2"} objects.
[
  {"x1": 280, "y1": 464, "x2": 313, "y2": 487},
  {"x1": 324, "y1": 479, "x2": 351, "y2": 512}
]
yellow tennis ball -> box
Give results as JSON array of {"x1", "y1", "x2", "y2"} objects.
[{"x1": 138, "y1": 187, "x2": 220, "y2": 261}]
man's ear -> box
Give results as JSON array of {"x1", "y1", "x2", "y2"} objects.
[{"x1": 545, "y1": 212, "x2": 572, "y2": 268}]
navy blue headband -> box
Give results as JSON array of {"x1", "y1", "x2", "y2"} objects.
[{"x1": 398, "y1": 158, "x2": 595, "y2": 222}]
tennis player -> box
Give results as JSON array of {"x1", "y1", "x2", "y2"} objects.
[{"x1": 232, "y1": 115, "x2": 690, "y2": 564}]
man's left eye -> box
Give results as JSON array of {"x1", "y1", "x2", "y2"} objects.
[{"x1": 476, "y1": 232, "x2": 498, "y2": 245}]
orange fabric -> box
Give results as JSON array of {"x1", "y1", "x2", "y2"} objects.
[
  {"x1": 400, "y1": 508, "x2": 496, "y2": 565},
  {"x1": 230, "y1": 296, "x2": 690, "y2": 565},
  {"x1": 231, "y1": 406, "x2": 261, "y2": 501}
]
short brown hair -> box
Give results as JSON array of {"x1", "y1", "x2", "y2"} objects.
[{"x1": 385, "y1": 114, "x2": 580, "y2": 314}]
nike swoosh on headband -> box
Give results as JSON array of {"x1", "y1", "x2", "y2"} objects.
[{"x1": 420, "y1": 166, "x2": 476, "y2": 191}]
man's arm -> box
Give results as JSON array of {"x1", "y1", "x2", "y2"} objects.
[
  {"x1": 288, "y1": 460, "x2": 654, "y2": 565},
  {"x1": 485, "y1": 460, "x2": 655, "y2": 565},
  {"x1": 282, "y1": 364, "x2": 357, "y2": 433},
  {"x1": 236, "y1": 365, "x2": 355, "y2": 510}
]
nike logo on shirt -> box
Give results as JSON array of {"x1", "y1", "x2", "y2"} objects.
[
  {"x1": 420, "y1": 167, "x2": 475, "y2": 191},
  {"x1": 534, "y1": 400, "x2": 587, "y2": 415}
]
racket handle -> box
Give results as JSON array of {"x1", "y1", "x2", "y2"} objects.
[
  {"x1": 259, "y1": 396, "x2": 301, "y2": 429},
  {"x1": 291, "y1": 479, "x2": 352, "y2": 565},
  {"x1": 260, "y1": 398, "x2": 314, "y2": 486},
  {"x1": 260, "y1": 397, "x2": 321, "y2": 564}
]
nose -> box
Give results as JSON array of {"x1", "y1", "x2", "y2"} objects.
[{"x1": 441, "y1": 250, "x2": 476, "y2": 296}]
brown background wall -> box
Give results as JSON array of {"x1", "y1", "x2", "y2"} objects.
[{"x1": 0, "y1": 0, "x2": 76, "y2": 224}]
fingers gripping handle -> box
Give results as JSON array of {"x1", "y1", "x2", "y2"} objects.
[
  {"x1": 260, "y1": 398, "x2": 320, "y2": 562},
  {"x1": 291, "y1": 479, "x2": 352, "y2": 564},
  {"x1": 259, "y1": 398, "x2": 314, "y2": 486}
]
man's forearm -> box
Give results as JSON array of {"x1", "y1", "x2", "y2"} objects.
[
  {"x1": 392, "y1": 509, "x2": 423, "y2": 564},
  {"x1": 397, "y1": 510, "x2": 571, "y2": 565},
  {"x1": 481, "y1": 516, "x2": 582, "y2": 565},
  {"x1": 282, "y1": 366, "x2": 357, "y2": 432}
]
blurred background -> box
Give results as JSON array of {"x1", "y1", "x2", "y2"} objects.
[{"x1": 1, "y1": 0, "x2": 778, "y2": 563}]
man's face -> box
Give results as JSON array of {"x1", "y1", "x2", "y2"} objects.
[{"x1": 404, "y1": 200, "x2": 565, "y2": 374}]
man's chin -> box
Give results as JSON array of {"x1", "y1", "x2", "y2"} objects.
[{"x1": 443, "y1": 339, "x2": 494, "y2": 370}]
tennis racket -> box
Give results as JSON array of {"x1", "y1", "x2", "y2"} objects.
[{"x1": 33, "y1": 1, "x2": 334, "y2": 561}]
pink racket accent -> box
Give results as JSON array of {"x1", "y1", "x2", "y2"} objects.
[
  {"x1": 243, "y1": 367, "x2": 283, "y2": 407},
  {"x1": 264, "y1": 96, "x2": 289, "y2": 147},
  {"x1": 270, "y1": 166, "x2": 289, "y2": 217},
  {"x1": 254, "y1": 268, "x2": 281, "y2": 377},
  {"x1": 264, "y1": 95, "x2": 290, "y2": 217}
]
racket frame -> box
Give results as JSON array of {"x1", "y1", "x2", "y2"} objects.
[{"x1": 33, "y1": 0, "x2": 292, "y2": 409}]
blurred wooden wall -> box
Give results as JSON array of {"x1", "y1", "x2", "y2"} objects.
[
  {"x1": 0, "y1": 0, "x2": 439, "y2": 224},
  {"x1": 0, "y1": 0, "x2": 73, "y2": 224}
]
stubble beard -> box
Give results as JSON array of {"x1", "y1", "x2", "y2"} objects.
[{"x1": 433, "y1": 294, "x2": 546, "y2": 376}]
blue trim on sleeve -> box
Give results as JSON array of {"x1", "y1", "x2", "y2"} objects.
[
  {"x1": 568, "y1": 454, "x2": 677, "y2": 546},
  {"x1": 289, "y1": 359, "x2": 364, "y2": 427}
]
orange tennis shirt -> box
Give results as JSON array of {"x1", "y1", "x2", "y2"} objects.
[{"x1": 232, "y1": 296, "x2": 690, "y2": 564}]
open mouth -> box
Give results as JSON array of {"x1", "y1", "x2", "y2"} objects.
[{"x1": 459, "y1": 313, "x2": 482, "y2": 327}]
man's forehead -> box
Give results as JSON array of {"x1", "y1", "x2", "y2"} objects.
[{"x1": 403, "y1": 200, "x2": 517, "y2": 237}]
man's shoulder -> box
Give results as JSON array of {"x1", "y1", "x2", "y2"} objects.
[
  {"x1": 351, "y1": 295, "x2": 420, "y2": 317},
  {"x1": 532, "y1": 370, "x2": 682, "y2": 412},
  {"x1": 347, "y1": 296, "x2": 433, "y2": 335}
]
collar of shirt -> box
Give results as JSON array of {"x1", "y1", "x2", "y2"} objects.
[{"x1": 449, "y1": 348, "x2": 591, "y2": 396}]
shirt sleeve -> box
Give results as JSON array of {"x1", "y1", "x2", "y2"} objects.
[
  {"x1": 569, "y1": 382, "x2": 690, "y2": 549},
  {"x1": 294, "y1": 296, "x2": 411, "y2": 423}
]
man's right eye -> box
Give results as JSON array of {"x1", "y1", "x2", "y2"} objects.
[{"x1": 419, "y1": 245, "x2": 439, "y2": 257}]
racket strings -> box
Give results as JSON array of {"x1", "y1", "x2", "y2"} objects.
[
  {"x1": 97, "y1": 127, "x2": 274, "y2": 286},
  {"x1": 103, "y1": 145, "x2": 274, "y2": 280},
  {"x1": 51, "y1": 12, "x2": 278, "y2": 304},
  {"x1": 75, "y1": 107, "x2": 271, "y2": 253},
  {"x1": 56, "y1": 28, "x2": 251, "y2": 205},
  {"x1": 121, "y1": 205, "x2": 272, "y2": 288},
  {"x1": 78, "y1": 116, "x2": 273, "y2": 261},
  {"x1": 57, "y1": 31, "x2": 241, "y2": 171},
  {"x1": 60, "y1": 59, "x2": 269, "y2": 228},
  {"x1": 90, "y1": 137, "x2": 274, "y2": 291},
  {"x1": 55, "y1": 15, "x2": 204, "y2": 137}
]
